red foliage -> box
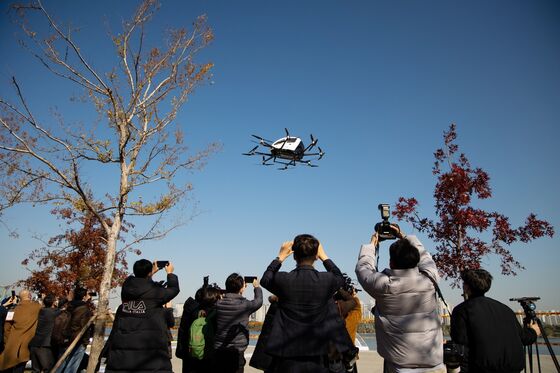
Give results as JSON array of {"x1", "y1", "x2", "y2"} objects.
[
  {"x1": 19, "y1": 208, "x2": 139, "y2": 297},
  {"x1": 394, "y1": 124, "x2": 554, "y2": 286}
]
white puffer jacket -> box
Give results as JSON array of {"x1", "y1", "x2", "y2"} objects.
[{"x1": 355, "y1": 235, "x2": 444, "y2": 368}]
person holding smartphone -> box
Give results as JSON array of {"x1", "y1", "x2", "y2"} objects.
[
  {"x1": 105, "y1": 259, "x2": 179, "y2": 373},
  {"x1": 212, "y1": 273, "x2": 263, "y2": 373}
]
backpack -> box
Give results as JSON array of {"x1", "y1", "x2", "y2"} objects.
[
  {"x1": 51, "y1": 309, "x2": 71, "y2": 346},
  {"x1": 188, "y1": 310, "x2": 214, "y2": 360}
]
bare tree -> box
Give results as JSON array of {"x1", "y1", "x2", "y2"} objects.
[{"x1": 0, "y1": 1, "x2": 219, "y2": 371}]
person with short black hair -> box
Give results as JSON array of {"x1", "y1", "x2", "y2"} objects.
[
  {"x1": 225, "y1": 273, "x2": 245, "y2": 294},
  {"x1": 105, "y1": 259, "x2": 179, "y2": 373},
  {"x1": 212, "y1": 273, "x2": 262, "y2": 373},
  {"x1": 356, "y1": 225, "x2": 445, "y2": 373},
  {"x1": 29, "y1": 294, "x2": 60, "y2": 372},
  {"x1": 176, "y1": 279, "x2": 223, "y2": 373},
  {"x1": 260, "y1": 234, "x2": 356, "y2": 373},
  {"x1": 450, "y1": 268, "x2": 540, "y2": 373},
  {"x1": 133, "y1": 258, "x2": 153, "y2": 278}
]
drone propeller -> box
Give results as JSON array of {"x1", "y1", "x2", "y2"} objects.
[
  {"x1": 277, "y1": 129, "x2": 292, "y2": 151},
  {"x1": 304, "y1": 134, "x2": 318, "y2": 152},
  {"x1": 251, "y1": 134, "x2": 273, "y2": 146},
  {"x1": 306, "y1": 160, "x2": 318, "y2": 168},
  {"x1": 318, "y1": 147, "x2": 324, "y2": 160},
  {"x1": 242, "y1": 145, "x2": 259, "y2": 156}
]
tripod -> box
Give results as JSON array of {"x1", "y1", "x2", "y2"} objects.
[{"x1": 510, "y1": 297, "x2": 560, "y2": 373}]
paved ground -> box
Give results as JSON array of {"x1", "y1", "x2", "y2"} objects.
[
  {"x1": 171, "y1": 346, "x2": 384, "y2": 372},
  {"x1": 171, "y1": 346, "x2": 559, "y2": 372}
]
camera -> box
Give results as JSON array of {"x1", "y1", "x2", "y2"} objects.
[
  {"x1": 88, "y1": 291, "x2": 98, "y2": 297},
  {"x1": 443, "y1": 340, "x2": 465, "y2": 369},
  {"x1": 510, "y1": 297, "x2": 540, "y2": 324},
  {"x1": 156, "y1": 260, "x2": 169, "y2": 269},
  {"x1": 334, "y1": 273, "x2": 361, "y2": 301},
  {"x1": 375, "y1": 203, "x2": 398, "y2": 241}
]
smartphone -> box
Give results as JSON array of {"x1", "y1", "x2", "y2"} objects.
[
  {"x1": 11, "y1": 290, "x2": 16, "y2": 297},
  {"x1": 156, "y1": 260, "x2": 169, "y2": 269},
  {"x1": 88, "y1": 291, "x2": 98, "y2": 297},
  {"x1": 244, "y1": 276, "x2": 257, "y2": 284}
]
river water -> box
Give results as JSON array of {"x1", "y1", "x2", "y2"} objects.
[{"x1": 247, "y1": 331, "x2": 560, "y2": 356}]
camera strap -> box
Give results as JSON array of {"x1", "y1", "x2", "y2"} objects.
[{"x1": 420, "y1": 270, "x2": 452, "y2": 316}]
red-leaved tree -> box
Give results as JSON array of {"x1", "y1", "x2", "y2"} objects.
[
  {"x1": 394, "y1": 124, "x2": 554, "y2": 285},
  {"x1": 19, "y1": 208, "x2": 138, "y2": 298}
]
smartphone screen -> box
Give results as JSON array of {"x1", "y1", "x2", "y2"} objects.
[{"x1": 244, "y1": 276, "x2": 257, "y2": 284}]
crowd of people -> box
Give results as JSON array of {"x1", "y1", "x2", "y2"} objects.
[
  {"x1": 0, "y1": 287, "x2": 94, "y2": 373},
  {"x1": 0, "y1": 224, "x2": 542, "y2": 373}
]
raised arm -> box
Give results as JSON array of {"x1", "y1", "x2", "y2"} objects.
[
  {"x1": 261, "y1": 241, "x2": 293, "y2": 294},
  {"x1": 407, "y1": 235, "x2": 440, "y2": 284},
  {"x1": 355, "y1": 231, "x2": 390, "y2": 296},
  {"x1": 245, "y1": 282, "x2": 263, "y2": 314},
  {"x1": 318, "y1": 242, "x2": 345, "y2": 290}
]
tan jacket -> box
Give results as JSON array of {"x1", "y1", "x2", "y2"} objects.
[{"x1": 0, "y1": 300, "x2": 41, "y2": 370}]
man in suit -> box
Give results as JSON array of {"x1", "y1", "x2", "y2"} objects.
[{"x1": 260, "y1": 234, "x2": 356, "y2": 373}]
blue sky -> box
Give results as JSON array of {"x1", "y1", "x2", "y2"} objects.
[{"x1": 1, "y1": 0, "x2": 559, "y2": 311}]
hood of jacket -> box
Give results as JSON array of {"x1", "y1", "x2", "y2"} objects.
[{"x1": 121, "y1": 275, "x2": 157, "y2": 301}]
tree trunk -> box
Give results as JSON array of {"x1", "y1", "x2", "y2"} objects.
[{"x1": 86, "y1": 227, "x2": 119, "y2": 373}]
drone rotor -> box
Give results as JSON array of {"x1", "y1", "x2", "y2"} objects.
[
  {"x1": 306, "y1": 160, "x2": 318, "y2": 168},
  {"x1": 310, "y1": 134, "x2": 317, "y2": 146},
  {"x1": 242, "y1": 145, "x2": 259, "y2": 156},
  {"x1": 251, "y1": 134, "x2": 273, "y2": 147}
]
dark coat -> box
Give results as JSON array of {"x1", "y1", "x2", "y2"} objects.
[
  {"x1": 66, "y1": 300, "x2": 93, "y2": 346},
  {"x1": 176, "y1": 297, "x2": 218, "y2": 373},
  {"x1": 451, "y1": 295, "x2": 537, "y2": 373},
  {"x1": 105, "y1": 273, "x2": 179, "y2": 373},
  {"x1": 29, "y1": 307, "x2": 60, "y2": 347},
  {"x1": 260, "y1": 259, "x2": 353, "y2": 358},
  {"x1": 0, "y1": 305, "x2": 6, "y2": 353},
  {"x1": 176, "y1": 297, "x2": 200, "y2": 360},
  {"x1": 249, "y1": 302, "x2": 278, "y2": 371}
]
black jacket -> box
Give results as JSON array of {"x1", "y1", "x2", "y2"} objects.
[
  {"x1": 29, "y1": 307, "x2": 60, "y2": 347},
  {"x1": 176, "y1": 297, "x2": 200, "y2": 360},
  {"x1": 260, "y1": 259, "x2": 353, "y2": 358},
  {"x1": 66, "y1": 300, "x2": 93, "y2": 346},
  {"x1": 451, "y1": 295, "x2": 537, "y2": 373},
  {"x1": 105, "y1": 273, "x2": 180, "y2": 373},
  {"x1": 249, "y1": 302, "x2": 278, "y2": 370},
  {"x1": 0, "y1": 305, "x2": 7, "y2": 353}
]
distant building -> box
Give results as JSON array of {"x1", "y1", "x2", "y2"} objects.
[{"x1": 174, "y1": 303, "x2": 183, "y2": 318}]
